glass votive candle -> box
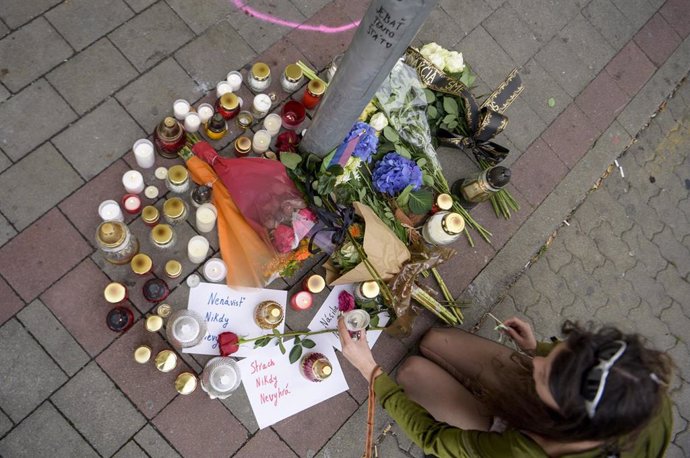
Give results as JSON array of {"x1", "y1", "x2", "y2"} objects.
[
  {"x1": 130, "y1": 253, "x2": 153, "y2": 275},
  {"x1": 195, "y1": 203, "x2": 217, "y2": 233},
  {"x1": 216, "y1": 81, "x2": 232, "y2": 98},
  {"x1": 290, "y1": 291, "x2": 313, "y2": 311},
  {"x1": 235, "y1": 111, "x2": 254, "y2": 130},
  {"x1": 132, "y1": 139, "x2": 155, "y2": 168},
  {"x1": 302, "y1": 274, "x2": 325, "y2": 293},
  {"x1": 197, "y1": 103, "x2": 214, "y2": 124},
  {"x1": 344, "y1": 309, "x2": 371, "y2": 332},
  {"x1": 122, "y1": 170, "x2": 145, "y2": 194},
  {"x1": 226, "y1": 71, "x2": 243, "y2": 92},
  {"x1": 184, "y1": 112, "x2": 201, "y2": 133},
  {"x1": 104, "y1": 282, "x2": 128, "y2": 304},
  {"x1": 173, "y1": 99, "x2": 191, "y2": 121},
  {"x1": 251, "y1": 94, "x2": 272, "y2": 119},
  {"x1": 98, "y1": 200, "x2": 124, "y2": 222},
  {"x1": 252, "y1": 130, "x2": 271, "y2": 154},
  {"x1": 203, "y1": 258, "x2": 227, "y2": 283},
  {"x1": 121, "y1": 193, "x2": 142, "y2": 214},
  {"x1": 262, "y1": 151, "x2": 277, "y2": 160},
  {"x1": 281, "y1": 101, "x2": 306, "y2": 130},
  {"x1": 106, "y1": 307, "x2": 134, "y2": 332},
  {"x1": 263, "y1": 113, "x2": 282, "y2": 136},
  {"x1": 187, "y1": 235, "x2": 210, "y2": 264}
]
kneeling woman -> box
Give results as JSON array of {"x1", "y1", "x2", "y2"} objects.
[{"x1": 338, "y1": 316, "x2": 673, "y2": 457}]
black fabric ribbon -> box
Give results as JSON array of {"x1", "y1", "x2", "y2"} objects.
[
  {"x1": 304, "y1": 183, "x2": 355, "y2": 254},
  {"x1": 404, "y1": 48, "x2": 524, "y2": 166}
]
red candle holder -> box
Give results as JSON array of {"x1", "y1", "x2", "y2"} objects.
[
  {"x1": 290, "y1": 291, "x2": 313, "y2": 311},
  {"x1": 121, "y1": 194, "x2": 142, "y2": 214},
  {"x1": 106, "y1": 307, "x2": 134, "y2": 332},
  {"x1": 281, "y1": 101, "x2": 306, "y2": 131}
]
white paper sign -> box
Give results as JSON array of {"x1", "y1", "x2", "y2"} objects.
[
  {"x1": 184, "y1": 282, "x2": 287, "y2": 357},
  {"x1": 307, "y1": 284, "x2": 388, "y2": 351},
  {"x1": 237, "y1": 334, "x2": 349, "y2": 429}
]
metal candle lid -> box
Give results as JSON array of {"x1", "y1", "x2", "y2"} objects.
[
  {"x1": 97, "y1": 221, "x2": 126, "y2": 247},
  {"x1": 157, "y1": 303, "x2": 172, "y2": 317},
  {"x1": 219, "y1": 93, "x2": 239, "y2": 111},
  {"x1": 154, "y1": 350, "x2": 178, "y2": 372},
  {"x1": 235, "y1": 136, "x2": 251, "y2": 154},
  {"x1": 305, "y1": 274, "x2": 325, "y2": 293},
  {"x1": 134, "y1": 345, "x2": 152, "y2": 364},
  {"x1": 152, "y1": 224, "x2": 174, "y2": 245},
  {"x1": 131, "y1": 253, "x2": 152, "y2": 275},
  {"x1": 141, "y1": 206, "x2": 159, "y2": 224},
  {"x1": 251, "y1": 62, "x2": 270, "y2": 80},
  {"x1": 157, "y1": 117, "x2": 183, "y2": 141},
  {"x1": 307, "y1": 79, "x2": 326, "y2": 96},
  {"x1": 442, "y1": 212, "x2": 465, "y2": 234},
  {"x1": 145, "y1": 315, "x2": 164, "y2": 332},
  {"x1": 104, "y1": 282, "x2": 126, "y2": 303},
  {"x1": 175, "y1": 372, "x2": 198, "y2": 395},
  {"x1": 360, "y1": 281, "x2": 380, "y2": 299},
  {"x1": 164, "y1": 260, "x2": 182, "y2": 279},
  {"x1": 284, "y1": 64, "x2": 303, "y2": 82},
  {"x1": 436, "y1": 193, "x2": 453, "y2": 211},
  {"x1": 167, "y1": 166, "x2": 188, "y2": 186}
]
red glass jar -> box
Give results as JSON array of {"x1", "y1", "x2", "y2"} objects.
[
  {"x1": 143, "y1": 278, "x2": 170, "y2": 303},
  {"x1": 281, "y1": 101, "x2": 306, "y2": 131},
  {"x1": 106, "y1": 307, "x2": 134, "y2": 332},
  {"x1": 302, "y1": 80, "x2": 326, "y2": 110},
  {"x1": 153, "y1": 117, "x2": 187, "y2": 159},
  {"x1": 215, "y1": 93, "x2": 240, "y2": 120}
]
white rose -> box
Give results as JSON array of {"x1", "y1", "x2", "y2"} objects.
[
  {"x1": 419, "y1": 42, "x2": 442, "y2": 59},
  {"x1": 428, "y1": 51, "x2": 446, "y2": 70},
  {"x1": 445, "y1": 51, "x2": 465, "y2": 73},
  {"x1": 369, "y1": 112, "x2": 389, "y2": 131}
]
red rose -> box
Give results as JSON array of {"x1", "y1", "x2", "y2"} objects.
[
  {"x1": 218, "y1": 332, "x2": 240, "y2": 356},
  {"x1": 338, "y1": 291, "x2": 356, "y2": 313},
  {"x1": 273, "y1": 224, "x2": 295, "y2": 253},
  {"x1": 275, "y1": 131, "x2": 301, "y2": 153}
]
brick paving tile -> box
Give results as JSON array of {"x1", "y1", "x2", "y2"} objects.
[
  {"x1": 152, "y1": 389, "x2": 248, "y2": 458},
  {"x1": 234, "y1": 427, "x2": 298, "y2": 458},
  {"x1": 0, "y1": 213, "x2": 16, "y2": 249},
  {"x1": 0, "y1": 149, "x2": 9, "y2": 172},
  {"x1": 0, "y1": 209, "x2": 91, "y2": 302},
  {"x1": 331, "y1": 0, "x2": 370, "y2": 23},
  {"x1": 519, "y1": 59, "x2": 572, "y2": 125},
  {"x1": 52, "y1": 362, "x2": 147, "y2": 457},
  {"x1": 41, "y1": 258, "x2": 139, "y2": 356},
  {"x1": 96, "y1": 320, "x2": 190, "y2": 419},
  {"x1": 483, "y1": 2, "x2": 542, "y2": 66},
  {"x1": 582, "y1": 0, "x2": 637, "y2": 51},
  {"x1": 575, "y1": 71, "x2": 629, "y2": 130},
  {"x1": 0, "y1": 402, "x2": 98, "y2": 457},
  {"x1": 252, "y1": 39, "x2": 315, "y2": 107},
  {"x1": 560, "y1": 13, "x2": 617, "y2": 76},
  {"x1": 46, "y1": 38, "x2": 139, "y2": 115},
  {"x1": 227, "y1": 0, "x2": 306, "y2": 55},
  {"x1": 167, "y1": 0, "x2": 230, "y2": 34},
  {"x1": 508, "y1": 0, "x2": 579, "y2": 43},
  {"x1": 220, "y1": 381, "x2": 260, "y2": 434},
  {"x1": 109, "y1": 2, "x2": 194, "y2": 72},
  {"x1": 435, "y1": 237, "x2": 497, "y2": 298},
  {"x1": 502, "y1": 97, "x2": 547, "y2": 153},
  {"x1": 372, "y1": 332, "x2": 411, "y2": 373},
  {"x1": 46, "y1": 0, "x2": 134, "y2": 51},
  {"x1": 0, "y1": 79, "x2": 77, "y2": 162},
  {"x1": 272, "y1": 391, "x2": 358, "y2": 456},
  {"x1": 411, "y1": 5, "x2": 465, "y2": 51},
  {"x1": 534, "y1": 36, "x2": 596, "y2": 99},
  {"x1": 541, "y1": 104, "x2": 600, "y2": 169},
  {"x1": 52, "y1": 99, "x2": 145, "y2": 180},
  {"x1": 634, "y1": 13, "x2": 682, "y2": 67},
  {"x1": 439, "y1": 0, "x2": 493, "y2": 37},
  {"x1": 468, "y1": 185, "x2": 535, "y2": 250},
  {"x1": 290, "y1": 0, "x2": 331, "y2": 18},
  {"x1": 0, "y1": 18, "x2": 73, "y2": 92},
  {"x1": 0, "y1": 85, "x2": 8, "y2": 104},
  {"x1": 113, "y1": 441, "x2": 148, "y2": 458},
  {"x1": 611, "y1": 0, "x2": 659, "y2": 30},
  {"x1": 286, "y1": 2, "x2": 356, "y2": 70},
  {"x1": 458, "y1": 25, "x2": 516, "y2": 89},
  {"x1": 0, "y1": 410, "x2": 12, "y2": 441},
  {"x1": 133, "y1": 424, "x2": 182, "y2": 458},
  {"x1": 0, "y1": 0, "x2": 61, "y2": 28},
  {"x1": 660, "y1": 0, "x2": 690, "y2": 38},
  {"x1": 0, "y1": 319, "x2": 67, "y2": 422},
  {"x1": 0, "y1": 275, "x2": 23, "y2": 326},
  {"x1": 0, "y1": 22, "x2": 7, "y2": 38},
  {"x1": 17, "y1": 300, "x2": 90, "y2": 376},
  {"x1": 605, "y1": 41, "x2": 658, "y2": 97}
]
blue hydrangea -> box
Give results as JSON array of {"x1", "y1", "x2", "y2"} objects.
[
  {"x1": 372, "y1": 152, "x2": 423, "y2": 196},
  {"x1": 343, "y1": 122, "x2": 378, "y2": 162}
]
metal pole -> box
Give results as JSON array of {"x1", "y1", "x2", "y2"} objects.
[{"x1": 300, "y1": 0, "x2": 439, "y2": 157}]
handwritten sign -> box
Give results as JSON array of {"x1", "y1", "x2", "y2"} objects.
[
  {"x1": 307, "y1": 284, "x2": 388, "y2": 351},
  {"x1": 366, "y1": 6, "x2": 407, "y2": 48},
  {"x1": 238, "y1": 334, "x2": 348, "y2": 429},
  {"x1": 183, "y1": 282, "x2": 287, "y2": 357}
]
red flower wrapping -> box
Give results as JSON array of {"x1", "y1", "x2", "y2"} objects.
[
  {"x1": 338, "y1": 291, "x2": 355, "y2": 312},
  {"x1": 273, "y1": 224, "x2": 295, "y2": 253},
  {"x1": 218, "y1": 332, "x2": 240, "y2": 356}
]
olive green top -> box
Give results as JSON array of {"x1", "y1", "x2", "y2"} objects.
[{"x1": 375, "y1": 342, "x2": 672, "y2": 457}]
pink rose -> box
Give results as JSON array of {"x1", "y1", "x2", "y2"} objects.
[
  {"x1": 338, "y1": 291, "x2": 355, "y2": 312},
  {"x1": 273, "y1": 224, "x2": 295, "y2": 253},
  {"x1": 298, "y1": 207, "x2": 317, "y2": 222}
]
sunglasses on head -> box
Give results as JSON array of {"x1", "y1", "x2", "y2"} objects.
[{"x1": 582, "y1": 340, "x2": 627, "y2": 418}]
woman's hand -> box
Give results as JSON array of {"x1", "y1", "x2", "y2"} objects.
[
  {"x1": 338, "y1": 316, "x2": 379, "y2": 380},
  {"x1": 502, "y1": 317, "x2": 537, "y2": 353}
]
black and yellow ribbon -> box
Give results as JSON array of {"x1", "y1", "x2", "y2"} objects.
[{"x1": 404, "y1": 47, "x2": 524, "y2": 165}]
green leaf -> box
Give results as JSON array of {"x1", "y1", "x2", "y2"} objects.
[
  {"x1": 301, "y1": 338, "x2": 316, "y2": 349},
  {"x1": 416, "y1": 158, "x2": 427, "y2": 168},
  {"x1": 289, "y1": 344, "x2": 302, "y2": 364},
  {"x1": 447, "y1": 120, "x2": 458, "y2": 130},
  {"x1": 409, "y1": 189, "x2": 434, "y2": 214},
  {"x1": 423, "y1": 174, "x2": 435, "y2": 187},
  {"x1": 294, "y1": 336, "x2": 301, "y2": 344},
  {"x1": 280, "y1": 152, "x2": 302, "y2": 170},
  {"x1": 547, "y1": 97, "x2": 556, "y2": 108},
  {"x1": 424, "y1": 88, "x2": 436, "y2": 104},
  {"x1": 278, "y1": 338, "x2": 286, "y2": 354},
  {"x1": 396, "y1": 184, "x2": 414, "y2": 207},
  {"x1": 327, "y1": 164, "x2": 344, "y2": 176},
  {"x1": 370, "y1": 315, "x2": 380, "y2": 327},
  {"x1": 460, "y1": 71, "x2": 472, "y2": 87},
  {"x1": 254, "y1": 336, "x2": 270, "y2": 348},
  {"x1": 396, "y1": 144, "x2": 412, "y2": 159},
  {"x1": 314, "y1": 195, "x2": 323, "y2": 207},
  {"x1": 383, "y1": 126, "x2": 399, "y2": 143},
  {"x1": 443, "y1": 97, "x2": 458, "y2": 114},
  {"x1": 427, "y1": 105, "x2": 438, "y2": 119},
  {"x1": 443, "y1": 114, "x2": 456, "y2": 124}
]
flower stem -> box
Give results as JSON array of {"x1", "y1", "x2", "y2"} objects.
[{"x1": 238, "y1": 328, "x2": 337, "y2": 345}]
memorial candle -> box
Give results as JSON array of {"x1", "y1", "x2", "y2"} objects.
[
  {"x1": 121, "y1": 194, "x2": 142, "y2": 214},
  {"x1": 195, "y1": 203, "x2": 217, "y2": 233},
  {"x1": 184, "y1": 112, "x2": 201, "y2": 133},
  {"x1": 173, "y1": 99, "x2": 191, "y2": 121},
  {"x1": 263, "y1": 113, "x2": 282, "y2": 136},
  {"x1": 290, "y1": 291, "x2": 313, "y2": 311},
  {"x1": 216, "y1": 81, "x2": 232, "y2": 98},
  {"x1": 187, "y1": 235, "x2": 210, "y2": 264},
  {"x1": 122, "y1": 170, "x2": 145, "y2": 194},
  {"x1": 98, "y1": 200, "x2": 124, "y2": 222},
  {"x1": 203, "y1": 258, "x2": 227, "y2": 283},
  {"x1": 252, "y1": 130, "x2": 271, "y2": 154},
  {"x1": 132, "y1": 139, "x2": 155, "y2": 168},
  {"x1": 197, "y1": 103, "x2": 214, "y2": 124},
  {"x1": 226, "y1": 71, "x2": 243, "y2": 92}
]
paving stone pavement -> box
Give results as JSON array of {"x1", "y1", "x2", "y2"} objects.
[{"x1": 0, "y1": 0, "x2": 689, "y2": 456}]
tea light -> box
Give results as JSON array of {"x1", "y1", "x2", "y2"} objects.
[
  {"x1": 132, "y1": 139, "x2": 155, "y2": 168},
  {"x1": 121, "y1": 194, "x2": 142, "y2": 214},
  {"x1": 187, "y1": 235, "x2": 210, "y2": 264},
  {"x1": 226, "y1": 71, "x2": 243, "y2": 92},
  {"x1": 175, "y1": 372, "x2": 198, "y2": 395},
  {"x1": 252, "y1": 94, "x2": 272, "y2": 118},
  {"x1": 104, "y1": 282, "x2": 127, "y2": 304},
  {"x1": 203, "y1": 258, "x2": 227, "y2": 283},
  {"x1": 155, "y1": 350, "x2": 178, "y2": 372},
  {"x1": 184, "y1": 112, "x2": 201, "y2": 133},
  {"x1": 134, "y1": 345, "x2": 152, "y2": 364},
  {"x1": 186, "y1": 273, "x2": 201, "y2": 288},
  {"x1": 236, "y1": 111, "x2": 253, "y2": 130},
  {"x1": 131, "y1": 253, "x2": 153, "y2": 275},
  {"x1": 122, "y1": 170, "x2": 145, "y2": 194},
  {"x1": 197, "y1": 103, "x2": 214, "y2": 123},
  {"x1": 98, "y1": 200, "x2": 124, "y2": 222},
  {"x1": 252, "y1": 130, "x2": 271, "y2": 154},
  {"x1": 290, "y1": 291, "x2": 313, "y2": 311},
  {"x1": 154, "y1": 167, "x2": 168, "y2": 180},
  {"x1": 144, "y1": 185, "x2": 159, "y2": 200},
  {"x1": 195, "y1": 203, "x2": 217, "y2": 233},
  {"x1": 303, "y1": 274, "x2": 325, "y2": 293},
  {"x1": 262, "y1": 151, "x2": 277, "y2": 160},
  {"x1": 216, "y1": 81, "x2": 232, "y2": 98},
  {"x1": 173, "y1": 99, "x2": 191, "y2": 121},
  {"x1": 145, "y1": 315, "x2": 164, "y2": 332},
  {"x1": 263, "y1": 113, "x2": 282, "y2": 136}
]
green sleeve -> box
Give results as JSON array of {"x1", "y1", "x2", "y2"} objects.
[
  {"x1": 535, "y1": 341, "x2": 558, "y2": 357},
  {"x1": 374, "y1": 373, "x2": 546, "y2": 458}
]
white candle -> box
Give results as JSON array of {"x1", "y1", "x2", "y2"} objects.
[
  {"x1": 263, "y1": 113, "x2": 282, "y2": 136},
  {"x1": 98, "y1": 200, "x2": 124, "y2": 222},
  {"x1": 132, "y1": 139, "x2": 155, "y2": 168},
  {"x1": 226, "y1": 71, "x2": 243, "y2": 92},
  {"x1": 187, "y1": 235, "x2": 210, "y2": 264},
  {"x1": 197, "y1": 103, "x2": 214, "y2": 123},
  {"x1": 173, "y1": 99, "x2": 191, "y2": 121},
  {"x1": 195, "y1": 203, "x2": 217, "y2": 233},
  {"x1": 203, "y1": 258, "x2": 227, "y2": 283},
  {"x1": 252, "y1": 94, "x2": 271, "y2": 118},
  {"x1": 216, "y1": 81, "x2": 232, "y2": 98},
  {"x1": 123, "y1": 194, "x2": 141, "y2": 213},
  {"x1": 184, "y1": 112, "x2": 201, "y2": 133},
  {"x1": 144, "y1": 185, "x2": 159, "y2": 199},
  {"x1": 122, "y1": 170, "x2": 145, "y2": 194},
  {"x1": 252, "y1": 130, "x2": 271, "y2": 154}
]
